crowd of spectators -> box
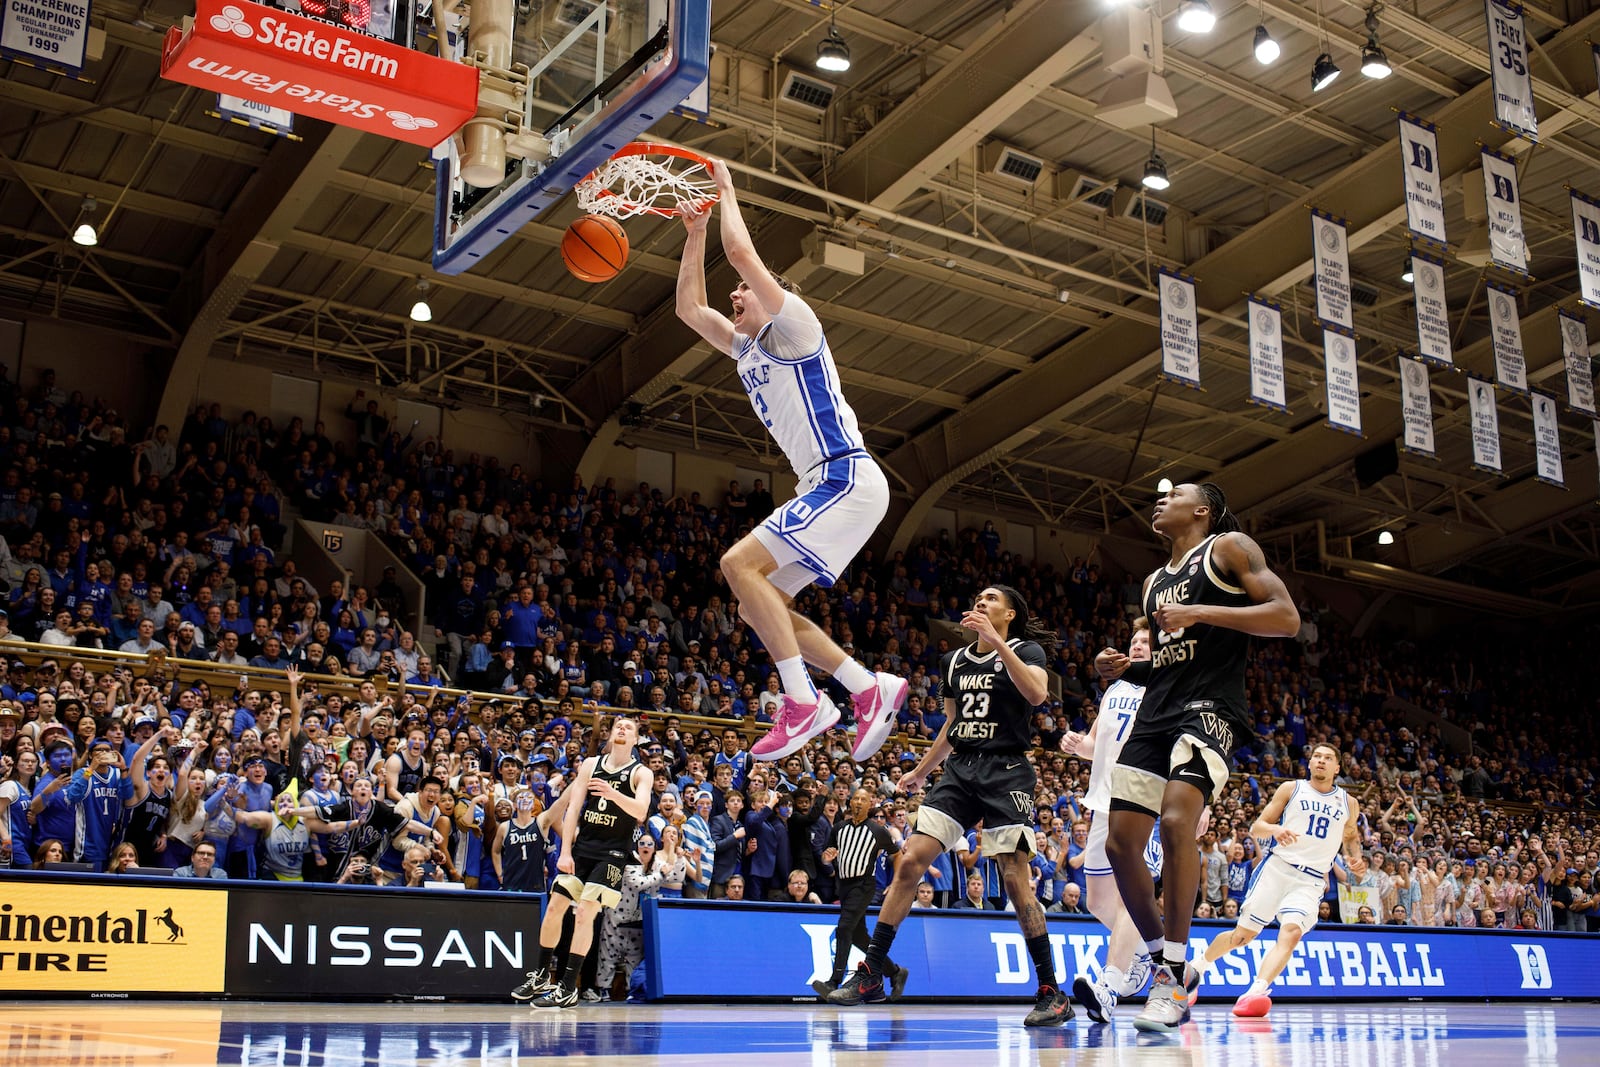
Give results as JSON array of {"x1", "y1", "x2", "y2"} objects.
[{"x1": 0, "y1": 366, "x2": 1596, "y2": 976}]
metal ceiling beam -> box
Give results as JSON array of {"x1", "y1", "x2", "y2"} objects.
[
  {"x1": 1, "y1": 80, "x2": 271, "y2": 167},
  {"x1": 3, "y1": 159, "x2": 221, "y2": 227}
]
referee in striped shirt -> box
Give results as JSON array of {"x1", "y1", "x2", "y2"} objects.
[{"x1": 813, "y1": 790, "x2": 908, "y2": 1001}]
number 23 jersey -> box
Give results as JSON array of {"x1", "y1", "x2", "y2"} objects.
[{"x1": 940, "y1": 638, "x2": 1046, "y2": 754}]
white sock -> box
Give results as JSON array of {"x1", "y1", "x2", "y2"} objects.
[
  {"x1": 1246, "y1": 978, "x2": 1269, "y2": 997},
  {"x1": 1143, "y1": 938, "x2": 1164, "y2": 958},
  {"x1": 833, "y1": 655, "x2": 876, "y2": 695},
  {"x1": 776, "y1": 656, "x2": 819, "y2": 702}
]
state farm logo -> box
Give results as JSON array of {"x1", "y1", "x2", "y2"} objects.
[
  {"x1": 202, "y1": 5, "x2": 400, "y2": 80},
  {"x1": 210, "y1": 5, "x2": 253, "y2": 36},
  {"x1": 387, "y1": 111, "x2": 437, "y2": 132}
]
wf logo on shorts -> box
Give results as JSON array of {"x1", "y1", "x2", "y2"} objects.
[{"x1": 1510, "y1": 944, "x2": 1553, "y2": 990}]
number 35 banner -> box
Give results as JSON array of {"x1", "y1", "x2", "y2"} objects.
[
  {"x1": 0, "y1": 0, "x2": 91, "y2": 72},
  {"x1": 1485, "y1": 0, "x2": 1537, "y2": 141}
]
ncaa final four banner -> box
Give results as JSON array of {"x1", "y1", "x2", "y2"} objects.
[
  {"x1": 1559, "y1": 310, "x2": 1595, "y2": 417},
  {"x1": 1480, "y1": 148, "x2": 1529, "y2": 276},
  {"x1": 1399, "y1": 357, "x2": 1436, "y2": 458},
  {"x1": 1573, "y1": 189, "x2": 1600, "y2": 309},
  {"x1": 1529, "y1": 392, "x2": 1564, "y2": 488},
  {"x1": 0, "y1": 0, "x2": 90, "y2": 71},
  {"x1": 1487, "y1": 283, "x2": 1529, "y2": 393},
  {"x1": 1468, "y1": 378, "x2": 1503, "y2": 474},
  {"x1": 1246, "y1": 297, "x2": 1288, "y2": 412},
  {"x1": 1398, "y1": 114, "x2": 1448, "y2": 247},
  {"x1": 1322, "y1": 331, "x2": 1362, "y2": 437},
  {"x1": 1410, "y1": 252, "x2": 1454, "y2": 367},
  {"x1": 1158, "y1": 267, "x2": 1201, "y2": 389},
  {"x1": 1311, "y1": 210, "x2": 1353, "y2": 336},
  {"x1": 1484, "y1": 0, "x2": 1537, "y2": 141}
]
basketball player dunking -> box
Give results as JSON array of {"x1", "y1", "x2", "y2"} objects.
[
  {"x1": 675, "y1": 162, "x2": 906, "y2": 764},
  {"x1": 1095, "y1": 482, "x2": 1298, "y2": 1031}
]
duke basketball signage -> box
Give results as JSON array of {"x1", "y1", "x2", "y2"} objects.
[{"x1": 160, "y1": 0, "x2": 477, "y2": 147}]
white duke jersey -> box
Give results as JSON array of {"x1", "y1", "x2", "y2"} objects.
[
  {"x1": 1084, "y1": 679, "x2": 1144, "y2": 813},
  {"x1": 731, "y1": 292, "x2": 867, "y2": 477},
  {"x1": 1267, "y1": 780, "x2": 1349, "y2": 873}
]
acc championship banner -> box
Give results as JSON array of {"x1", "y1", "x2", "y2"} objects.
[
  {"x1": 0, "y1": 0, "x2": 90, "y2": 71},
  {"x1": 1530, "y1": 392, "x2": 1564, "y2": 487},
  {"x1": 1158, "y1": 268, "x2": 1201, "y2": 389},
  {"x1": 644, "y1": 900, "x2": 1600, "y2": 1001},
  {"x1": 1399, "y1": 357, "x2": 1436, "y2": 457},
  {"x1": 1469, "y1": 378, "x2": 1503, "y2": 473},
  {"x1": 1312, "y1": 210, "x2": 1353, "y2": 335},
  {"x1": 1411, "y1": 252, "x2": 1453, "y2": 367},
  {"x1": 1398, "y1": 114, "x2": 1447, "y2": 247},
  {"x1": 1480, "y1": 148, "x2": 1528, "y2": 275},
  {"x1": 1574, "y1": 190, "x2": 1600, "y2": 309},
  {"x1": 1485, "y1": 0, "x2": 1537, "y2": 140},
  {"x1": 1247, "y1": 297, "x2": 1288, "y2": 411},
  {"x1": 1323, "y1": 331, "x2": 1362, "y2": 436},
  {"x1": 1487, "y1": 284, "x2": 1528, "y2": 393},
  {"x1": 1560, "y1": 310, "x2": 1595, "y2": 417}
]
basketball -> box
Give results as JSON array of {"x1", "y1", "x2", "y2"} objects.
[{"x1": 561, "y1": 215, "x2": 628, "y2": 283}]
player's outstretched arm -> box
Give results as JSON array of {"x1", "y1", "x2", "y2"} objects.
[
  {"x1": 901, "y1": 701, "x2": 957, "y2": 793},
  {"x1": 708, "y1": 160, "x2": 789, "y2": 318},
  {"x1": 674, "y1": 200, "x2": 735, "y2": 353},
  {"x1": 1159, "y1": 532, "x2": 1299, "y2": 638},
  {"x1": 1248, "y1": 781, "x2": 1299, "y2": 845}
]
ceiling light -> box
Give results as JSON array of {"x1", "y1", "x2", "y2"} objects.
[
  {"x1": 1401, "y1": 259, "x2": 1414, "y2": 284},
  {"x1": 1157, "y1": 478, "x2": 1175, "y2": 494},
  {"x1": 1378, "y1": 529, "x2": 1395, "y2": 546},
  {"x1": 1176, "y1": 0, "x2": 1215, "y2": 34},
  {"x1": 1142, "y1": 128, "x2": 1170, "y2": 191},
  {"x1": 816, "y1": 21, "x2": 851, "y2": 73},
  {"x1": 410, "y1": 279, "x2": 432, "y2": 323},
  {"x1": 1253, "y1": 24, "x2": 1280, "y2": 65},
  {"x1": 71, "y1": 196, "x2": 98, "y2": 247},
  {"x1": 1360, "y1": 6, "x2": 1392, "y2": 79},
  {"x1": 1311, "y1": 52, "x2": 1341, "y2": 92}
]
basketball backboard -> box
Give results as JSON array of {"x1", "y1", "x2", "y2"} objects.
[{"x1": 431, "y1": 0, "x2": 710, "y2": 276}]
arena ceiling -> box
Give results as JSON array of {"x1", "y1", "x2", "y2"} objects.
[{"x1": 2, "y1": 0, "x2": 1599, "y2": 614}]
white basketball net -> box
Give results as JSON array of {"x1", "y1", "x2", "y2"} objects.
[{"x1": 575, "y1": 153, "x2": 719, "y2": 218}]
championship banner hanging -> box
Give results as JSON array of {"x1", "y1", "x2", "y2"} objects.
[
  {"x1": 1573, "y1": 189, "x2": 1600, "y2": 309},
  {"x1": 214, "y1": 94, "x2": 296, "y2": 137},
  {"x1": 1247, "y1": 297, "x2": 1288, "y2": 412},
  {"x1": 1480, "y1": 148, "x2": 1528, "y2": 275},
  {"x1": 1399, "y1": 357, "x2": 1436, "y2": 458},
  {"x1": 1530, "y1": 393, "x2": 1564, "y2": 488},
  {"x1": 1485, "y1": 0, "x2": 1537, "y2": 141},
  {"x1": 1322, "y1": 330, "x2": 1362, "y2": 436},
  {"x1": 0, "y1": 0, "x2": 91, "y2": 72},
  {"x1": 1312, "y1": 210, "x2": 1353, "y2": 335},
  {"x1": 1158, "y1": 268, "x2": 1201, "y2": 389},
  {"x1": 1398, "y1": 114, "x2": 1448, "y2": 247},
  {"x1": 1487, "y1": 284, "x2": 1528, "y2": 393},
  {"x1": 1411, "y1": 252, "x2": 1453, "y2": 367},
  {"x1": 1468, "y1": 378, "x2": 1502, "y2": 473},
  {"x1": 1559, "y1": 310, "x2": 1595, "y2": 417}
]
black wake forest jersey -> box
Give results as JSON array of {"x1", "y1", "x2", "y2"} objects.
[
  {"x1": 939, "y1": 638, "x2": 1046, "y2": 754},
  {"x1": 576, "y1": 755, "x2": 643, "y2": 852},
  {"x1": 1142, "y1": 533, "x2": 1254, "y2": 733}
]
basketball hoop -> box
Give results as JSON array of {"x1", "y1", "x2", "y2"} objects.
[{"x1": 576, "y1": 143, "x2": 720, "y2": 219}]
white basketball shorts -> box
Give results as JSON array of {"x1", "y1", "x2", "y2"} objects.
[
  {"x1": 1240, "y1": 855, "x2": 1326, "y2": 933},
  {"x1": 753, "y1": 452, "x2": 888, "y2": 598}
]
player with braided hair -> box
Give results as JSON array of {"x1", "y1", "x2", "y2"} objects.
[{"x1": 1093, "y1": 482, "x2": 1298, "y2": 1031}]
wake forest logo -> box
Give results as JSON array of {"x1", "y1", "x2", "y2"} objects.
[{"x1": 0, "y1": 901, "x2": 187, "y2": 973}]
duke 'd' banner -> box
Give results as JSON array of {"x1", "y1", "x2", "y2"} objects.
[
  {"x1": 1312, "y1": 211, "x2": 1353, "y2": 335},
  {"x1": 1322, "y1": 331, "x2": 1361, "y2": 436},
  {"x1": 0, "y1": 0, "x2": 91, "y2": 71},
  {"x1": 1468, "y1": 378, "x2": 1503, "y2": 473},
  {"x1": 1530, "y1": 392, "x2": 1564, "y2": 487},
  {"x1": 1574, "y1": 190, "x2": 1600, "y2": 309},
  {"x1": 1398, "y1": 115, "x2": 1447, "y2": 246},
  {"x1": 1487, "y1": 284, "x2": 1528, "y2": 393},
  {"x1": 1480, "y1": 148, "x2": 1528, "y2": 275},
  {"x1": 1485, "y1": 0, "x2": 1537, "y2": 141},
  {"x1": 1399, "y1": 358, "x2": 1435, "y2": 458},
  {"x1": 1559, "y1": 311, "x2": 1595, "y2": 417},
  {"x1": 1411, "y1": 253, "x2": 1453, "y2": 367},
  {"x1": 1158, "y1": 268, "x2": 1201, "y2": 389},
  {"x1": 1247, "y1": 297, "x2": 1288, "y2": 411}
]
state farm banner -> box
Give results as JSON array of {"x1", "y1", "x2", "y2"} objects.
[
  {"x1": 1398, "y1": 114, "x2": 1448, "y2": 247},
  {"x1": 1399, "y1": 357, "x2": 1436, "y2": 458},
  {"x1": 1530, "y1": 392, "x2": 1564, "y2": 488},
  {"x1": 160, "y1": 0, "x2": 477, "y2": 147},
  {"x1": 1323, "y1": 330, "x2": 1362, "y2": 436},
  {"x1": 1312, "y1": 210, "x2": 1354, "y2": 335},
  {"x1": 1559, "y1": 310, "x2": 1595, "y2": 417},
  {"x1": 0, "y1": 0, "x2": 91, "y2": 71},
  {"x1": 1485, "y1": 0, "x2": 1537, "y2": 141},
  {"x1": 1158, "y1": 268, "x2": 1201, "y2": 389},
  {"x1": 1480, "y1": 148, "x2": 1529, "y2": 275},
  {"x1": 1487, "y1": 284, "x2": 1528, "y2": 393},
  {"x1": 1247, "y1": 297, "x2": 1288, "y2": 412},
  {"x1": 1468, "y1": 378, "x2": 1503, "y2": 473},
  {"x1": 1411, "y1": 252, "x2": 1453, "y2": 368},
  {"x1": 1573, "y1": 189, "x2": 1600, "y2": 309}
]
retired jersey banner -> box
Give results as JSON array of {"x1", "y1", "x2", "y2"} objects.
[
  {"x1": 1322, "y1": 331, "x2": 1362, "y2": 436},
  {"x1": 1399, "y1": 357, "x2": 1436, "y2": 458},
  {"x1": 1468, "y1": 378, "x2": 1503, "y2": 473},
  {"x1": 1481, "y1": 148, "x2": 1528, "y2": 275},
  {"x1": 1530, "y1": 393, "x2": 1564, "y2": 487},
  {"x1": 1247, "y1": 297, "x2": 1288, "y2": 412},
  {"x1": 1487, "y1": 284, "x2": 1528, "y2": 393},
  {"x1": 1411, "y1": 253, "x2": 1453, "y2": 368},
  {"x1": 1559, "y1": 311, "x2": 1595, "y2": 417},
  {"x1": 0, "y1": 0, "x2": 91, "y2": 71},
  {"x1": 1312, "y1": 211, "x2": 1353, "y2": 335},
  {"x1": 1398, "y1": 115, "x2": 1447, "y2": 247},
  {"x1": 1485, "y1": 0, "x2": 1537, "y2": 141},
  {"x1": 1158, "y1": 268, "x2": 1201, "y2": 389},
  {"x1": 1573, "y1": 190, "x2": 1600, "y2": 309}
]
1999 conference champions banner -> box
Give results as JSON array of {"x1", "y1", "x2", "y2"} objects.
[
  {"x1": 1323, "y1": 331, "x2": 1362, "y2": 436},
  {"x1": 0, "y1": 0, "x2": 90, "y2": 71},
  {"x1": 1247, "y1": 297, "x2": 1288, "y2": 411},
  {"x1": 1158, "y1": 268, "x2": 1201, "y2": 389}
]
